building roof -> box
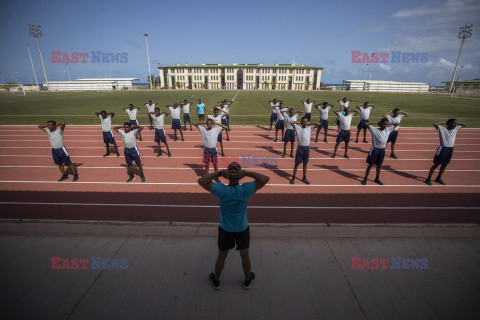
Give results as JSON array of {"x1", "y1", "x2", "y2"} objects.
[
  {"x1": 344, "y1": 80, "x2": 428, "y2": 85},
  {"x1": 75, "y1": 78, "x2": 139, "y2": 81},
  {"x1": 159, "y1": 63, "x2": 322, "y2": 69}
]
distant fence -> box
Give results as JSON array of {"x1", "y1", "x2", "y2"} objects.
[{"x1": 452, "y1": 87, "x2": 480, "y2": 100}]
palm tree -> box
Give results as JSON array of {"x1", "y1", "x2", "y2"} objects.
[
  {"x1": 271, "y1": 80, "x2": 276, "y2": 90},
  {"x1": 262, "y1": 81, "x2": 269, "y2": 90},
  {"x1": 175, "y1": 82, "x2": 181, "y2": 90},
  {"x1": 305, "y1": 81, "x2": 312, "y2": 90}
]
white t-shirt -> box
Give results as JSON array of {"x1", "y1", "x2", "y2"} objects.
[
  {"x1": 208, "y1": 114, "x2": 222, "y2": 125},
  {"x1": 150, "y1": 114, "x2": 165, "y2": 130},
  {"x1": 182, "y1": 103, "x2": 191, "y2": 114},
  {"x1": 340, "y1": 101, "x2": 350, "y2": 108},
  {"x1": 46, "y1": 128, "x2": 64, "y2": 149},
  {"x1": 119, "y1": 129, "x2": 137, "y2": 148},
  {"x1": 369, "y1": 126, "x2": 393, "y2": 149},
  {"x1": 338, "y1": 113, "x2": 354, "y2": 131},
  {"x1": 169, "y1": 106, "x2": 181, "y2": 120},
  {"x1": 270, "y1": 102, "x2": 280, "y2": 114},
  {"x1": 438, "y1": 125, "x2": 461, "y2": 147},
  {"x1": 303, "y1": 102, "x2": 313, "y2": 113},
  {"x1": 294, "y1": 124, "x2": 314, "y2": 147},
  {"x1": 319, "y1": 106, "x2": 331, "y2": 121},
  {"x1": 99, "y1": 115, "x2": 112, "y2": 132},
  {"x1": 284, "y1": 113, "x2": 299, "y2": 130},
  {"x1": 198, "y1": 125, "x2": 222, "y2": 149},
  {"x1": 387, "y1": 115, "x2": 404, "y2": 131},
  {"x1": 125, "y1": 108, "x2": 138, "y2": 121},
  {"x1": 359, "y1": 107, "x2": 373, "y2": 120},
  {"x1": 221, "y1": 105, "x2": 229, "y2": 119},
  {"x1": 145, "y1": 103, "x2": 156, "y2": 113},
  {"x1": 275, "y1": 107, "x2": 289, "y2": 121}
]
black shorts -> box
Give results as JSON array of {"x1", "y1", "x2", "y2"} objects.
[{"x1": 218, "y1": 226, "x2": 250, "y2": 251}]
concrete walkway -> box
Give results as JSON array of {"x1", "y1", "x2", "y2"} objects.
[{"x1": 1, "y1": 220, "x2": 480, "y2": 320}]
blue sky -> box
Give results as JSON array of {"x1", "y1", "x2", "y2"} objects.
[{"x1": 0, "y1": 0, "x2": 479, "y2": 85}]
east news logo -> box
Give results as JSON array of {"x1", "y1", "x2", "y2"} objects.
[
  {"x1": 351, "y1": 257, "x2": 428, "y2": 270},
  {"x1": 51, "y1": 51, "x2": 128, "y2": 63},
  {"x1": 51, "y1": 257, "x2": 128, "y2": 269}
]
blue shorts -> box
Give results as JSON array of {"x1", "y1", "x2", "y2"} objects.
[
  {"x1": 433, "y1": 146, "x2": 454, "y2": 165},
  {"x1": 336, "y1": 129, "x2": 351, "y2": 143},
  {"x1": 270, "y1": 113, "x2": 277, "y2": 122},
  {"x1": 102, "y1": 131, "x2": 115, "y2": 145},
  {"x1": 226, "y1": 115, "x2": 230, "y2": 123},
  {"x1": 217, "y1": 130, "x2": 223, "y2": 142},
  {"x1": 183, "y1": 113, "x2": 191, "y2": 122},
  {"x1": 357, "y1": 119, "x2": 369, "y2": 130},
  {"x1": 203, "y1": 147, "x2": 218, "y2": 166},
  {"x1": 129, "y1": 120, "x2": 138, "y2": 126},
  {"x1": 124, "y1": 147, "x2": 141, "y2": 165},
  {"x1": 284, "y1": 129, "x2": 295, "y2": 143},
  {"x1": 148, "y1": 115, "x2": 153, "y2": 122},
  {"x1": 304, "y1": 113, "x2": 312, "y2": 121},
  {"x1": 336, "y1": 119, "x2": 340, "y2": 125},
  {"x1": 52, "y1": 147, "x2": 72, "y2": 166},
  {"x1": 366, "y1": 147, "x2": 385, "y2": 166},
  {"x1": 387, "y1": 131, "x2": 399, "y2": 144},
  {"x1": 172, "y1": 119, "x2": 181, "y2": 130},
  {"x1": 295, "y1": 145, "x2": 310, "y2": 165},
  {"x1": 317, "y1": 119, "x2": 329, "y2": 131},
  {"x1": 221, "y1": 119, "x2": 228, "y2": 126},
  {"x1": 275, "y1": 120, "x2": 285, "y2": 130},
  {"x1": 154, "y1": 129, "x2": 167, "y2": 143}
]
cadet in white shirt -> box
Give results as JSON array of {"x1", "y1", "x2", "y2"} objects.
[
  {"x1": 336, "y1": 97, "x2": 352, "y2": 131},
  {"x1": 425, "y1": 118, "x2": 467, "y2": 185},
  {"x1": 268, "y1": 99, "x2": 280, "y2": 131},
  {"x1": 281, "y1": 108, "x2": 303, "y2": 158},
  {"x1": 217, "y1": 99, "x2": 234, "y2": 132},
  {"x1": 95, "y1": 110, "x2": 120, "y2": 157},
  {"x1": 167, "y1": 102, "x2": 184, "y2": 141},
  {"x1": 38, "y1": 121, "x2": 78, "y2": 182},
  {"x1": 301, "y1": 98, "x2": 316, "y2": 121},
  {"x1": 147, "y1": 107, "x2": 172, "y2": 157},
  {"x1": 180, "y1": 99, "x2": 193, "y2": 131},
  {"x1": 361, "y1": 118, "x2": 398, "y2": 185},
  {"x1": 383, "y1": 108, "x2": 410, "y2": 159},
  {"x1": 113, "y1": 122, "x2": 146, "y2": 182},
  {"x1": 206, "y1": 107, "x2": 228, "y2": 156},
  {"x1": 123, "y1": 104, "x2": 143, "y2": 141},
  {"x1": 145, "y1": 100, "x2": 159, "y2": 130},
  {"x1": 332, "y1": 107, "x2": 359, "y2": 159},
  {"x1": 194, "y1": 119, "x2": 228, "y2": 177},
  {"x1": 355, "y1": 102, "x2": 375, "y2": 143},
  {"x1": 272, "y1": 102, "x2": 289, "y2": 142},
  {"x1": 289, "y1": 117, "x2": 320, "y2": 185},
  {"x1": 314, "y1": 102, "x2": 334, "y2": 143}
]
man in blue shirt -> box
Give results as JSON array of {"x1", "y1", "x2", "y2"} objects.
[
  {"x1": 196, "y1": 99, "x2": 205, "y2": 122},
  {"x1": 198, "y1": 162, "x2": 270, "y2": 290}
]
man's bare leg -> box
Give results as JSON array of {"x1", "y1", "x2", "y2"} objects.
[
  {"x1": 215, "y1": 250, "x2": 229, "y2": 281},
  {"x1": 239, "y1": 249, "x2": 252, "y2": 281}
]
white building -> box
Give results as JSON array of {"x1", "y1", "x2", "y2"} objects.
[
  {"x1": 157, "y1": 63, "x2": 323, "y2": 91},
  {"x1": 343, "y1": 80, "x2": 429, "y2": 93},
  {"x1": 46, "y1": 78, "x2": 139, "y2": 91}
]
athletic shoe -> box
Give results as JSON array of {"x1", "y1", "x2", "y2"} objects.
[
  {"x1": 243, "y1": 272, "x2": 255, "y2": 290},
  {"x1": 103, "y1": 153, "x2": 110, "y2": 157},
  {"x1": 289, "y1": 154, "x2": 294, "y2": 158},
  {"x1": 157, "y1": 153, "x2": 162, "y2": 157},
  {"x1": 331, "y1": 155, "x2": 336, "y2": 159},
  {"x1": 220, "y1": 153, "x2": 225, "y2": 157},
  {"x1": 168, "y1": 153, "x2": 172, "y2": 157},
  {"x1": 282, "y1": 154, "x2": 286, "y2": 158},
  {"x1": 141, "y1": 175, "x2": 146, "y2": 182},
  {"x1": 182, "y1": 138, "x2": 185, "y2": 141},
  {"x1": 58, "y1": 175, "x2": 68, "y2": 182},
  {"x1": 344, "y1": 154, "x2": 350, "y2": 159},
  {"x1": 209, "y1": 273, "x2": 220, "y2": 290},
  {"x1": 435, "y1": 177, "x2": 446, "y2": 185},
  {"x1": 274, "y1": 139, "x2": 277, "y2": 142},
  {"x1": 126, "y1": 175, "x2": 135, "y2": 183},
  {"x1": 390, "y1": 154, "x2": 398, "y2": 159},
  {"x1": 73, "y1": 174, "x2": 79, "y2": 182},
  {"x1": 355, "y1": 139, "x2": 359, "y2": 143},
  {"x1": 424, "y1": 179, "x2": 432, "y2": 185},
  {"x1": 214, "y1": 177, "x2": 221, "y2": 183},
  {"x1": 116, "y1": 153, "x2": 120, "y2": 157},
  {"x1": 374, "y1": 178, "x2": 384, "y2": 185},
  {"x1": 289, "y1": 178, "x2": 295, "y2": 185},
  {"x1": 361, "y1": 179, "x2": 367, "y2": 185},
  {"x1": 323, "y1": 139, "x2": 328, "y2": 143},
  {"x1": 139, "y1": 137, "x2": 143, "y2": 141},
  {"x1": 363, "y1": 140, "x2": 368, "y2": 143},
  {"x1": 301, "y1": 178, "x2": 310, "y2": 185},
  {"x1": 227, "y1": 138, "x2": 230, "y2": 141},
  {"x1": 228, "y1": 128, "x2": 231, "y2": 131},
  {"x1": 314, "y1": 139, "x2": 318, "y2": 143},
  {"x1": 174, "y1": 138, "x2": 178, "y2": 141}
]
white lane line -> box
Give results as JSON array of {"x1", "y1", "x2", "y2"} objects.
[
  {"x1": 1, "y1": 201, "x2": 479, "y2": 210},
  {"x1": 0, "y1": 180, "x2": 480, "y2": 187},
  {"x1": 232, "y1": 90, "x2": 240, "y2": 101},
  {"x1": 0, "y1": 166, "x2": 479, "y2": 172}
]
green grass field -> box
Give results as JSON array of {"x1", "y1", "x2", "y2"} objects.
[{"x1": 0, "y1": 90, "x2": 479, "y2": 127}]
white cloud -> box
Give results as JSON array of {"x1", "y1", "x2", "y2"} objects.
[
  {"x1": 438, "y1": 58, "x2": 456, "y2": 68},
  {"x1": 378, "y1": 63, "x2": 392, "y2": 72},
  {"x1": 392, "y1": 5, "x2": 437, "y2": 18}
]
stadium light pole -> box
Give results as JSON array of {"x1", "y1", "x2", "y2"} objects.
[
  {"x1": 28, "y1": 23, "x2": 49, "y2": 90},
  {"x1": 144, "y1": 34, "x2": 153, "y2": 90},
  {"x1": 65, "y1": 63, "x2": 71, "y2": 81},
  {"x1": 26, "y1": 44, "x2": 39, "y2": 88},
  {"x1": 448, "y1": 24, "x2": 473, "y2": 93}
]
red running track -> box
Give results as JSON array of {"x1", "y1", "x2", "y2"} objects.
[{"x1": 0, "y1": 125, "x2": 479, "y2": 223}]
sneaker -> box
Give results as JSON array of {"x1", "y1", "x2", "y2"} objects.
[
  {"x1": 344, "y1": 154, "x2": 350, "y2": 159},
  {"x1": 374, "y1": 178, "x2": 384, "y2": 185},
  {"x1": 424, "y1": 179, "x2": 432, "y2": 185},
  {"x1": 314, "y1": 139, "x2": 318, "y2": 143},
  {"x1": 243, "y1": 272, "x2": 255, "y2": 290},
  {"x1": 209, "y1": 273, "x2": 220, "y2": 290},
  {"x1": 73, "y1": 174, "x2": 79, "y2": 182},
  {"x1": 116, "y1": 152, "x2": 120, "y2": 157},
  {"x1": 127, "y1": 175, "x2": 135, "y2": 183},
  {"x1": 274, "y1": 139, "x2": 277, "y2": 142},
  {"x1": 174, "y1": 138, "x2": 178, "y2": 141},
  {"x1": 157, "y1": 153, "x2": 162, "y2": 157},
  {"x1": 355, "y1": 139, "x2": 358, "y2": 143},
  {"x1": 363, "y1": 140, "x2": 368, "y2": 143},
  {"x1": 289, "y1": 178, "x2": 295, "y2": 185},
  {"x1": 103, "y1": 153, "x2": 110, "y2": 157},
  {"x1": 168, "y1": 153, "x2": 172, "y2": 157},
  {"x1": 220, "y1": 153, "x2": 225, "y2": 157},
  {"x1": 228, "y1": 128, "x2": 231, "y2": 131},
  {"x1": 182, "y1": 138, "x2": 185, "y2": 141},
  {"x1": 282, "y1": 154, "x2": 286, "y2": 158},
  {"x1": 361, "y1": 179, "x2": 367, "y2": 185},
  {"x1": 301, "y1": 178, "x2": 310, "y2": 185},
  {"x1": 323, "y1": 139, "x2": 328, "y2": 143},
  {"x1": 58, "y1": 175, "x2": 68, "y2": 182},
  {"x1": 435, "y1": 177, "x2": 446, "y2": 185},
  {"x1": 139, "y1": 137, "x2": 143, "y2": 141},
  {"x1": 331, "y1": 154, "x2": 336, "y2": 159},
  {"x1": 141, "y1": 175, "x2": 146, "y2": 182},
  {"x1": 227, "y1": 138, "x2": 230, "y2": 141},
  {"x1": 390, "y1": 154, "x2": 398, "y2": 159}
]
